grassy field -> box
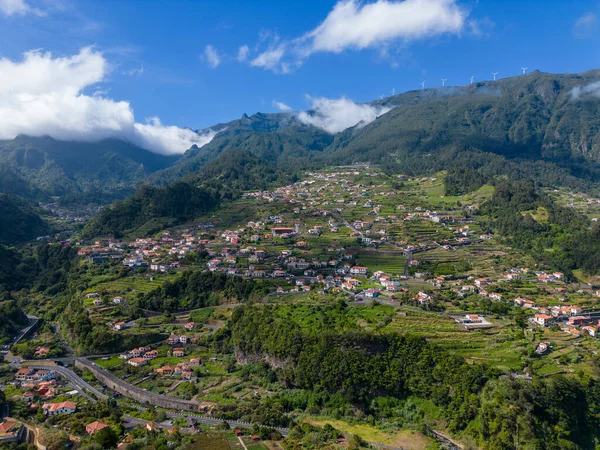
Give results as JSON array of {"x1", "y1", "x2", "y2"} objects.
[
  {"x1": 83, "y1": 273, "x2": 181, "y2": 304},
  {"x1": 304, "y1": 418, "x2": 437, "y2": 450},
  {"x1": 416, "y1": 176, "x2": 494, "y2": 206},
  {"x1": 386, "y1": 310, "x2": 528, "y2": 371},
  {"x1": 93, "y1": 356, "x2": 124, "y2": 369},
  {"x1": 189, "y1": 307, "x2": 215, "y2": 323},
  {"x1": 187, "y1": 432, "x2": 231, "y2": 450}
]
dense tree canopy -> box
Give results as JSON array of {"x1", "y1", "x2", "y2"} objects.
[{"x1": 229, "y1": 305, "x2": 600, "y2": 449}]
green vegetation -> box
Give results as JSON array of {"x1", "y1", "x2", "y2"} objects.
[
  {"x1": 0, "y1": 135, "x2": 178, "y2": 203},
  {"x1": 229, "y1": 304, "x2": 600, "y2": 449},
  {"x1": 0, "y1": 194, "x2": 51, "y2": 244},
  {"x1": 7, "y1": 70, "x2": 600, "y2": 449},
  {"x1": 83, "y1": 182, "x2": 220, "y2": 238},
  {"x1": 0, "y1": 300, "x2": 28, "y2": 345},
  {"x1": 89, "y1": 70, "x2": 600, "y2": 240},
  {"x1": 186, "y1": 432, "x2": 230, "y2": 450},
  {"x1": 189, "y1": 307, "x2": 215, "y2": 323},
  {"x1": 136, "y1": 270, "x2": 270, "y2": 312},
  {"x1": 444, "y1": 167, "x2": 487, "y2": 196},
  {"x1": 355, "y1": 251, "x2": 406, "y2": 275},
  {"x1": 481, "y1": 180, "x2": 600, "y2": 275}
]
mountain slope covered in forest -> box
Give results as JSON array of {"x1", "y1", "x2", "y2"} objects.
[
  {"x1": 0, "y1": 135, "x2": 181, "y2": 203},
  {"x1": 0, "y1": 195, "x2": 51, "y2": 244}
]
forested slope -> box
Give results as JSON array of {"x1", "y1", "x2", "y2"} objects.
[
  {"x1": 0, "y1": 194, "x2": 51, "y2": 244},
  {"x1": 230, "y1": 304, "x2": 600, "y2": 449},
  {"x1": 0, "y1": 135, "x2": 180, "y2": 203}
]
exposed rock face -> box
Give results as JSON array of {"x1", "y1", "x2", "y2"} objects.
[{"x1": 234, "y1": 349, "x2": 293, "y2": 370}]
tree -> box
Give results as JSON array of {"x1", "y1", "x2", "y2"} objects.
[
  {"x1": 94, "y1": 427, "x2": 118, "y2": 449},
  {"x1": 514, "y1": 311, "x2": 528, "y2": 329},
  {"x1": 348, "y1": 434, "x2": 366, "y2": 450}
]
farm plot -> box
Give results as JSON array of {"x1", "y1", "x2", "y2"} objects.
[{"x1": 356, "y1": 251, "x2": 406, "y2": 275}]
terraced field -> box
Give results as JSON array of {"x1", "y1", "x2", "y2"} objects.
[
  {"x1": 356, "y1": 251, "x2": 406, "y2": 275},
  {"x1": 386, "y1": 310, "x2": 528, "y2": 371},
  {"x1": 83, "y1": 273, "x2": 181, "y2": 304}
]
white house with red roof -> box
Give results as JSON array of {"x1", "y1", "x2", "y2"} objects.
[{"x1": 42, "y1": 401, "x2": 76, "y2": 416}]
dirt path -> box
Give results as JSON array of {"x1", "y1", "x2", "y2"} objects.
[{"x1": 237, "y1": 436, "x2": 249, "y2": 450}]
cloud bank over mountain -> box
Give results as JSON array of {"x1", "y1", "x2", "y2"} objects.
[
  {"x1": 298, "y1": 96, "x2": 392, "y2": 133},
  {"x1": 0, "y1": 47, "x2": 215, "y2": 155}
]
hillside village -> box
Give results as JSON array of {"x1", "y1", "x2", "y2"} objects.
[
  {"x1": 67, "y1": 169, "x2": 600, "y2": 341},
  {"x1": 6, "y1": 168, "x2": 600, "y2": 450}
]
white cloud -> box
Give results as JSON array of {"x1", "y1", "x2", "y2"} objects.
[
  {"x1": 272, "y1": 101, "x2": 292, "y2": 112},
  {"x1": 574, "y1": 12, "x2": 597, "y2": 38},
  {"x1": 0, "y1": 0, "x2": 43, "y2": 16},
  {"x1": 467, "y1": 16, "x2": 495, "y2": 38},
  {"x1": 570, "y1": 80, "x2": 600, "y2": 100},
  {"x1": 297, "y1": 96, "x2": 392, "y2": 133},
  {"x1": 204, "y1": 44, "x2": 221, "y2": 68},
  {"x1": 134, "y1": 118, "x2": 216, "y2": 154},
  {"x1": 0, "y1": 47, "x2": 215, "y2": 155},
  {"x1": 247, "y1": 0, "x2": 468, "y2": 73},
  {"x1": 250, "y1": 45, "x2": 286, "y2": 71},
  {"x1": 237, "y1": 44, "x2": 249, "y2": 62},
  {"x1": 305, "y1": 0, "x2": 465, "y2": 53},
  {"x1": 123, "y1": 64, "x2": 144, "y2": 76}
]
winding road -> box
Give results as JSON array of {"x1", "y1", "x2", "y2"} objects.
[
  {"x1": 1, "y1": 315, "x2": 38, "y2": 353},
  {"x1": 24, "y1": 363, "x2": 107, "y2": 401},
  {"x1": 20, "y1": 358, "x2": 289, "y2": 435}
]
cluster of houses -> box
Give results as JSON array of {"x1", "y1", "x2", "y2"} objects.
[
  {"x1": 533, "y1": 308, "x2": 600, "y2": 337},
  {"x1": 155, "y1": 359, "x2": 201, "y2": 380},
  {"x1": 119, "y1": 333, "x2": 197, "y2": 368},
  {"x1": 74, "y1": 170, "x2": 491, "y2": 297},
  {"x1": 442, "y1": 267, "x2": 568, "y2": 300},
  {"x1": 168, "y1": 333, "x2": 195, "y2": 345},
  {"x1": 87, "y1": 292, "x2": 127, "y2": 308},
  {"x1": 13, "y1": 368, "x2": 60, "y2": 402},
  {"x1": 119, "y1": 346, "x2": 158, "y2": 367},
  {"x1": 77, "y1": 229, "x2": 208, "y2": 271},
  {"x1": 15, "y1": 368, "x2": 57, "y2": 383},
  {"x1": 240, "y1": 170, "x2": 485, "y2": 249},
  {"x1": 1, "y1": 404, "x2": 114, "y2": 446}
]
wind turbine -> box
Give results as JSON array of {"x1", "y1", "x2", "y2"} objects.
[
  {"x1": 391, "y1": 87, "x2": 396, "y2": 96},
  {"x1": 470, "y1": 75, "x2": 474, "y2": 84},
  {"x1": 521, "y1": 66, "x2": 528, "y2": 75},
  {"x1": 420, "y1": 81, "x2": 426, "y2": 90},
  {"x1": 380, "y1": 95, "x2": 384, "y2": 100},
  {"x1": 441, "y1": 78, "x2": 447, "y2": 87},
  {"x1": 492, "y1": 72, "x2": 498, "y2": 81}
]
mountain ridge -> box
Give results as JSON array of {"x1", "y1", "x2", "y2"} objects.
[
  {"x1": 2, "y1": 68, "x2": 600, "y2": 206},
  {"x1": 0, "y1": 135, "x2": 181, "y2": 203}
]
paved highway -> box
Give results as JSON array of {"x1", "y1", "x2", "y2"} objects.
[
  {"x1": 21, "y1": 358, "x2": 290, "y2": 435},
  {"x1": 25, "y1": 363, "x2": 107, "y2": 401},
  {"x1": 75, "y1": 358, "x2": 198, "y2": 410},
  {"x1": 1, "y1": 315, "x2": 38, "y2": 353}
]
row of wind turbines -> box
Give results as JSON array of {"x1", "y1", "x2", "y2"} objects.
[{"x1": 384, "y1": 67, "x2": 530, "y2": 98}]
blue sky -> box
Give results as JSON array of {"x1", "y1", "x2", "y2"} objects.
[{"x1": 0, "y1": 0, "x2": 598, "y2": 153}]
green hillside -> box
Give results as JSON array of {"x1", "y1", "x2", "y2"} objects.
[
  {"x1": 0, "y1": 135, "x2": 180, "y2": 203},
  {"x1": 0, "y1": 194, "x2": 51, "y2": 244},
  {"x1": 151, "y1": 70, "x2": 600, "y2": 193},
  {"x1": 86, "y1": 70, "x2": 600, "y2": 239},
  {"x1": 0, "y1": 300, "x2": 28, "y2": 345}
]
